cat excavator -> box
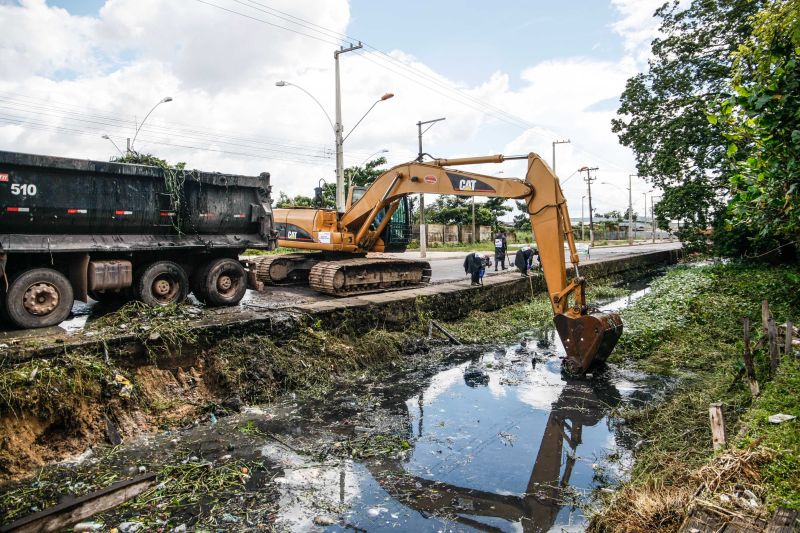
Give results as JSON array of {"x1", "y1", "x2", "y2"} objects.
[{"x1": 252, "y1": 152, "x2": 622, "y2": 373}]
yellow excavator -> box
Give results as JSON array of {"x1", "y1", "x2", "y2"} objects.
[{"x1": 253, "y1": 152, "x2": 622, "y2": 373}]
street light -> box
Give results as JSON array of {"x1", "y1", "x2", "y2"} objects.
[
  {"x1": 275, "y1": 81, "x2": 335, "y2": 132},
  {"x1": 581, "y1": 195, "x2": 586, "y2": 241},
  {"x1": 416, "y1": 117, "x2": 446, "y2": 258},
  {"x1": 130, "y1": 96, "x2": 172, "y2": 153},
  {"x1": 101, "y1": 134, "x2": 124, "y2": 157},
  {"x1": 359, "y1": 148, "x2": 389, "y2": 166},
  {"x1": 276, "y1": 80, "x2": 393, "y2": 213},
  {"x1": 551, "y1": 139, "x2": 570, "y2": 176},
  {"x1": 600, "y1": 178, "x2": 635, "y2": 245},
  {"x1": 651, "y1": 195, "x2": 662, "y2": 243}
]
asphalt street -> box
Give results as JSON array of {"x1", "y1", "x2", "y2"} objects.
[{"x1": 416, "y1": 241, "x2": 682, "y2": 282}]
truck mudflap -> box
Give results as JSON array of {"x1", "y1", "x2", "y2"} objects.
[{"x1": 554, "y1": 311, "x2": 623, "y2": 374}]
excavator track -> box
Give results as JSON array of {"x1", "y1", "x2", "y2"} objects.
[
  {"x1": 248, "y1": 253, "x2": 321, "y2": 285},
  {"x1": 308, "y1": 258, "x2": 432, "y2": 296}
]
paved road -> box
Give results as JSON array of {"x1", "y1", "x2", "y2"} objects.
[{"x1": 416, "y1": 241, "x2": 682, "y2": 282}]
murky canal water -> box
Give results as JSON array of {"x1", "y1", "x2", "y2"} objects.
[{"x1": 2, "y1": 279, "x2": 671, "y2": 532}]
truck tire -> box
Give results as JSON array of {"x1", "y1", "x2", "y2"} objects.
[
  {"x1": 4, "y1": 268, "x2": 74, "y2": 329},
  {"x1": 193, "y1": 258, "x2": 247, "y2": 306},
  {"x1": 133, "y1": 261, "x2": 189, "y2": 306}
]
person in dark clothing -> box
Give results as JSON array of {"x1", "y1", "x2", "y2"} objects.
[
  {"x1": 515, "y1": 245, "x2": 534, "y2": 276},
  {"x1": 493, "y1": 231, "x2": 507, "y2": 271},
  {"x1": 464, "y1": 252, "x2": 486, "y2": 286}
]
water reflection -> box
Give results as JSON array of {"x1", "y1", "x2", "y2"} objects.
[{"x1": 360, "y1": 350, "x2": 623, "y2": 532}]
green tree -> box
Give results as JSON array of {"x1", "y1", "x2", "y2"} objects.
[
  {"x1": 712, "y1": 0, "x2": 800, "y2": 258},
  {"x1": 483, "y1": 197, "x2": 512, "y2": 231},
  {"x1": 612, "y1": 0, "x2": 763, "y2": 250},
  {"x1": 426, "y1": 196, "x2": 492, "y2": 226},
  {"x1": 345, "y1": 156, "x2": 387, "y2": 188},
  {"x1": 274, "y1": 157, "x2": 388, "y2": 210},
  {"x1": 513, "y1": 200, "x2": 531, "y2": 231}
]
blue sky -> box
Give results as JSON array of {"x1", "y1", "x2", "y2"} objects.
[
  {"x1": 348, "y1": 0, "x2": 625, "y2": 87},
  {"x1": 49, "y1": 0, "x2": 626, "y2": 87}
]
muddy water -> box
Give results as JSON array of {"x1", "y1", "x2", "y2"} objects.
[
  {"x1": 2, "y1": 284, "x2": 669, "y2": 532},
  {"x1": 265, "y1": 349, "x2": 662, "y2": 532}
]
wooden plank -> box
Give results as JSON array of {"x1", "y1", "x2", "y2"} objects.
[
  {"x1": 0, "y1": 473, "x2": 156, "y2": 533},
  {"x1": 742, "y1": 318, "x2": 759, "y2": 397},
  {"x1": 766, "y1": 507, "x2": 799, "y2": 532},
  {"x1": 768, "y1": 317, "x2": 780, "y2": 378},
  {"x1": 709, "y1": 403, "x2": 727, "y2": 451},
  {"x1": 430, "y1": 320, "x2": 462, "y2": 345},
  {"x1": 678, "y1": 506, "x2": 727, "y2": 533},
  {"x1": 722, "y1": 515, "x2": 768, "y2": 532},
  {"x1": 784, "y1": 321, "x2": 793, "y2": 357}
]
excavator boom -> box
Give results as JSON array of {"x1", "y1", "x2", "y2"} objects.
[{"x1": 265, "y1": 152, "x2": 622, "y2": 372}]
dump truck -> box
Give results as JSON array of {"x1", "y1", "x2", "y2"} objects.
[{"x1": 0, "y1": 150, "x2": 275, "y2": 329}]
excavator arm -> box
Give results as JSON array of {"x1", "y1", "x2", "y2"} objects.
[{"x1": 342, "y1": 152, "x2": 622, "y2": 372}]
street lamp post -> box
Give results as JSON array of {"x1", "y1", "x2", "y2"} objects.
[
  {"x1": 581, "y1": 195, "x2": 586, "y2": 241},
  {"x1": 628, "y1": 175, "x2": 637, "y2": 245},
  {"x1": 130, "y1": 96, "x2": 172, "y2": 153},
  {"x1": 600, "y1": 177, "x2": 637, "y2": 245},
  {"x1": 101, "y1": 134, "x2": 124, "y2": 157},
  {"x1": 416, "y1": 117, "x2": 446, "y2": 258},
  {"x1": 277, "y1": 70, "x2": 392, "y2": 213},
  {"x1": 651, "y1": 195, "x2": 661, "y2": 243},
  {"x1": 551, "y1": 139, "x2": 570, "y2": 176},
  {"x1": 334, "y1": 42, "x2": 364, "y2": 213},
  {"x1": 580, "y1": 166, "x2": 598, "y2": 247}
]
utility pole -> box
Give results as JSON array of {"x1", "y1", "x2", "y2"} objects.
[
  {"x1": 552, "y1": 139, "x2": 570, "y2": 176},
  {"x1": 581, "y1": 195, "x2": 586, "y2": 241},
  {"x1": 416, "y1": 117, "x2": 446, "y2": 258},
  {"x1": 334, "y1": 42, "x2": 363, "y2": 214},
  {"x1": 581, "y1": 167, "x2": 598, "y2": 247},
  {"x1": 628, "y1": 174, "x2": 637, "y2": 245}
]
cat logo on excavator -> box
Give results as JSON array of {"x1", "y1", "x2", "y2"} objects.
[{"x1": 459, "y1": 179, "x2": 477, "y2": 191}]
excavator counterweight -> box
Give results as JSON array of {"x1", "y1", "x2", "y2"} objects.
[{"x1": 264, "y1": 152, "x2": 622, "y2": 373}]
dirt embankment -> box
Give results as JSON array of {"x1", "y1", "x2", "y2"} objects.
[{"x1": 0, "y1": 305, "x2": 418, "y2": 482}]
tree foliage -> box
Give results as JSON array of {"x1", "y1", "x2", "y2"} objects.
[
  {"x1": 273, "y1": 157, "x2": 388, "y2": 210},
  {"x1": 425, "y1": 196, "x2": 493, "y2": 226},
  {"x1": 711, "y1": 0, "x2": 800, "y2": 258},
  {"x1": 613, "y1": 0, "x2": 763, "y2": 250}
]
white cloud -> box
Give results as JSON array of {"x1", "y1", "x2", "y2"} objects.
[{"x1": 0, "y1": 0, "x2": 664, "y2": 215}]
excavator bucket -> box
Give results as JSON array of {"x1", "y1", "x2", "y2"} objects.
[{"x1": 554, "y1": 312, "x2": 623, "y2": 374}]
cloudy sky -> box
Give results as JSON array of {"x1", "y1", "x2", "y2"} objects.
[{"x1": 0, "y1": 0, "x2": 664, "y2": 218}]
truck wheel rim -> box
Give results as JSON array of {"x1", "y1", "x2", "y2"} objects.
[
  {"x1": 23, "y1": 283, "x2": 60, "y2": 316},
  {"x1": 152, "y1": 276, "x2": 179, "y2": 303},
  {"x1": 217, "y1": 275, "x2": 233, "y2": 292}
]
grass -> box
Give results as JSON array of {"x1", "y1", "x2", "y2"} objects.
[
  {"x1": 591, "y1": 262, "x2": 800, "y2": 530},
  {"x1": 208, "y1": 326, "x2": 411, "y2": 403},
  {"x1": 87, "y1": 301, "x2": 198, "y2": 360},
  {"x1": 443, "y1": 282, "x2": 628, "y2": 343}
]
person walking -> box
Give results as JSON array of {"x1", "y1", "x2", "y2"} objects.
[
  {"x1": 463, "y1": 251, "x2": 485, "y2": 286},
  {"x1": 494, "y1": 231, "x2": 507, "y2": 271}
]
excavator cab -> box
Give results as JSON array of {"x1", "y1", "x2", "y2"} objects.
[{"x1": 350, "y1": 186, "x2": 413, "y2": 252}]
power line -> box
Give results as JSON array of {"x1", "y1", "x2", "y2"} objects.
[{"x1": 0, "y1": 115, "x2": 332, "y2": 166}]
